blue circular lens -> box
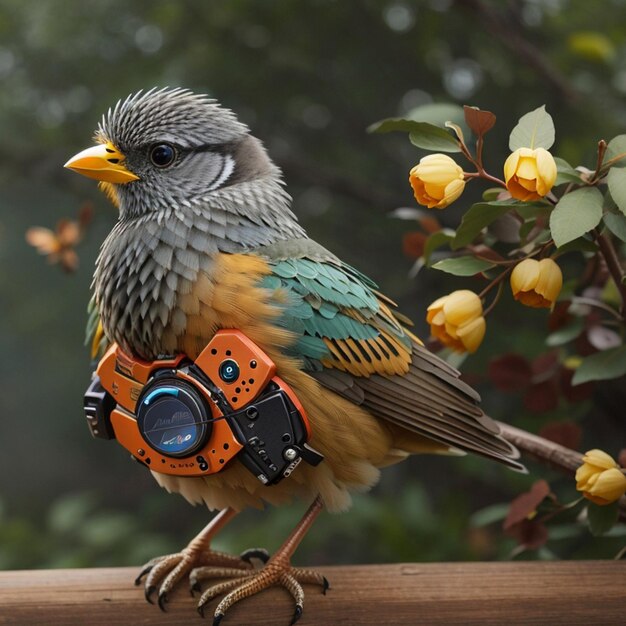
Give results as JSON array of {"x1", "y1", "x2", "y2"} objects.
[
  {"x1": 219, "y1": 359, "x2": 240, "y2": 384},
  {"x1": 137, "y1": 380, "x2": 210, "y2": 458}
]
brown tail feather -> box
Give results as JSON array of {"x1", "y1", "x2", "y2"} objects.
[{"x1": 313, "y1": 341, "x2": 526, "y2": 473}]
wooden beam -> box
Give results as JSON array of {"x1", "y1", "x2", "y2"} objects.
[{"x1": 0, "y1": 562, "x2": 624, "y2": 625}]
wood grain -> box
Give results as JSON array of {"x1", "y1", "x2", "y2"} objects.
[{"x1": 0, "y1": 562, "x2": 624, "y2": 625}]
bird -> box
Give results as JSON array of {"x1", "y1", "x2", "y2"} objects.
[{"x1": 65, "y1": 87, "x2": 524, "y2": 625}]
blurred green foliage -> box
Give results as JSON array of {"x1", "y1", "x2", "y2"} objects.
[{"x1": 1, "y1": 0, "x2": 626, "y2": 571}]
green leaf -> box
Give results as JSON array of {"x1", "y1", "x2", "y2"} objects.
[
  {"x1": 572, "y1": 345, "x2": 626, "y2": 385},
  {"x1": 554, "y1": 157, "x2": 581, "y2": 185},
  {"x1": 550, "y1": 187, "x2": 603, "y2": 248},
  {"x1": 607, "y1": 167, "x2": 626, "y2": 216},
  {"x1": 368, "y1": 117, "x2": 432, "y2": 134},
  {"x1": 408, "y1": 124, "x2": 461, "y2": 153},
  {"x1": 587, "y1": 501, "x2": 619, "y2": 537},
  {"x1": 423, "y1": 229, "x2": 455, "y2": 265},
  {"x1": 603, "y1": 211, "x2": 626, "y2": 242},
  {"x1": 431, "y1": 256, "x2": 495, "y2": 276},
  {"x1": 482, "y1": 187, "x2": 502, "y2": 202},
  {"x1": 515, "y1": 203, "x2": 551, "y2": 219},
  {"x1": 368, "y1": 117, "x2": 461, "y2": 152},
  {"x1": 509, "y1": 105, "x2": 555, "y2": 151},
  {"x1": 452, "y1": 201, "x2": 517, "y2": 250},
  {"x1": 469, "y1": 503, "x2": 509, "y2": 528},
  {"x1": 605, "y1": 134, "x2": 626, "y2": 166},
  {"x1": 546, "y1": 318, "x2": 584, "y2": 347},
  {"x1": 406, "y1": 102, "x2": 470, "y2": 136},
  {"x1": 553, "y1": 237, "x2": 598, "y2": 254}
]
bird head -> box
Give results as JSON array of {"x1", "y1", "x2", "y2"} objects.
[{"x1": 65, "y1": 87, "x2": 276, "y2": 217}]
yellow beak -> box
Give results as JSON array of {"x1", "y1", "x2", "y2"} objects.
[{"x1": 64, "y1": 141, "x2": 139, "y2": 183}]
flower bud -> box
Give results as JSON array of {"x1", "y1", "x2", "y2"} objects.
[
  {"x1": 510, "y1": 258, "x2": 562, "y2": 309},
  {"x1": 426, "y1": 290, "x2": 486, "y2": 353},
  {"x1": 503, "y1": 147, "x2": 557, "y2": 201},
  {"x1": 409, "y1": 154, "x2": 466, "y2": 209},
  {"x1": 576, "y1": 449, "x2": 626, "y2": 505}
]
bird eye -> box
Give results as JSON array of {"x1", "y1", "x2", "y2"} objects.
[{"x1": 149, "y1": 143, "x2": 176, "y2": 168}]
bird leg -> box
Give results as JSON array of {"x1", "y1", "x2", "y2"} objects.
[
  {"x1": 135, "y1": 507, "x2": 268, "y2": 610},
  {"x1": 194, "y1": 495, "x2": 328, "y2": 625}
]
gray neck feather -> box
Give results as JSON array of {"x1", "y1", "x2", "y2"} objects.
[{"x1": 94, "y1": 172, "x2": 306, "y2": 358}]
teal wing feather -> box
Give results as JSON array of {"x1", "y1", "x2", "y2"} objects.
[{"x1": 259, "y1": 256, "x2": 415, "y2": 376}]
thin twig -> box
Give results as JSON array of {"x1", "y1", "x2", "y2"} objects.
[
  {"x1": 594, "y1": 230, "x2": 626, "y2": 316},
  {"x1": 479, "y1": 265, "x2": 513, "y2": 299},
  {"x1": 571, "y1": 296, "x2": 623, "y2": 322},
  {"x1": 588, "y1": 140, "x2": 608, "y2": 185}
]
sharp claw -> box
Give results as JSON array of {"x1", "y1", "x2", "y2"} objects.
[
  {"x1": 240, "y1": 548, "x2": 270, "y2": 564},
  {"x1": 322, "y1": 576, "x2": 330, "y2": 595},
  {"x1": 190, "y1": 581, "x2": 201, "y2": 596},
  {"x1": 198, "y1": 605, "x2": 205, "y2": 618},
  {"x1": 157, "y1": 592, "x2": 168, "y2": 612},
  {"x1": 213, "y1": 612, "x2": 224, "y2": 626},
  {"x1": 135, "y1": 566, "x2": 152, "y2": 586},
  {"x1": 290, "y1": 604, "x2": 303, "y2": 626},
  {"x1": 144, "y1": 585, "x2": 156, "y2": 604}
]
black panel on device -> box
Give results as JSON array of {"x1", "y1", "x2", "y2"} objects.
[
  {"x1": 226, "y1": 382, "x2": 323, "y2": 484},
  {"x1": 84, "y1": 376, "x2": 116, "y2": 440}
]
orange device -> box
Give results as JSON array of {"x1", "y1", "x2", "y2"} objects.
[{"x1": 83, "y1": 330, "x2": 323, "y2": 483}]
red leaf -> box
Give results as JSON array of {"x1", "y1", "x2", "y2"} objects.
[
  {"x1": 560, "y1": 367, "x2": 594, "y2": 403},
  {"x1": 402, "y1": 231, "x2": 427, "y2": 259},
  {"x1": 78, "y1": 201, "x2": 94, "y2": 231},
  {"x1": 523, "y1": 379, "x2": 559, "y2": 413},
  {"x1": 418, "y1": 214, "x2": 441, "y2": 234},
  {"x1": 504, "y1": 480, "x2": 551, "y2": 530},
  {"x1": 463, "y1": 105, "x2": 496, "y2": 137},
  {"x1": 505, "y1": 518, "x2": 549, "y2": 550},
  {"x1": 531, "y1": 351, "x2": 559, "y2": 377},
  {"x1": 488, "y1": 353, "x2": 532, "y2": 392},
  {"x1": 548, "y1": 301, "x2": 572, "y2": 332},
  {"x1": 574, "y1": 332, "x2": 597, "y2": 357},
  {"x1": 538, "y1": 421, "x2": 582, "y2": 451}
]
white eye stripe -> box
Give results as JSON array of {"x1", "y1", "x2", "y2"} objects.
[{"x1": 207, "y1": 154, "x2": 235, "y2": 191}]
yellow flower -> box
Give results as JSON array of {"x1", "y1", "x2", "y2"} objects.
[
  {"x1": 503, "y1": 147, "x2": 557, "y2": 201},
  {"x1": 409, "y1": 154, "x2": 466, "y2": 209},
  {"x1": 426, "y1": 290, "x2": 486, "y2": 353},
  {"x1": 576, "y1": 449, "x2": 626, "y2": 506},
  {"x1": 510, "y1": 258, "x2": 562, "y2": 309}
]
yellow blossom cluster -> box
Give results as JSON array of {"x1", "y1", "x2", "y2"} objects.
[{"x1": 415, "y1": 141, "x2": 562, "y2": 352}]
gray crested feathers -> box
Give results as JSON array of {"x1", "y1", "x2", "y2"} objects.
[{"x1": 98, "y1": 88, "x2": 249, "y2": 151}]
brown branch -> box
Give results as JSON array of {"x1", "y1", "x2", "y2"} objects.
[
  {"x1": 594, "y1": 231, "x2": 626, "y2": 316},
  {"x1": 497, "y1": 421, "x2": 584, "y2": 473},
  {"x1": 498, "y1": 421, "x2": 626, "y2": 522},
  {"x1": 456, "y1": 0, "x2": 579, "y2": 103}
]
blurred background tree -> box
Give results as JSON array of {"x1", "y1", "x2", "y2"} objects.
[{"x1": 1, "y1": 0, "x2": 625, "y2": 570}]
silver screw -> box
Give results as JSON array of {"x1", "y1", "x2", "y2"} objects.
[{"x1": 283, "y1": 448, "x2": 298, "y2": 461}]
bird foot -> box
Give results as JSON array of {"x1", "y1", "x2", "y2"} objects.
[
  {"x1": 194, "y1": 558, "x2": 329, "y2": 625},
  {"x1": 135, "y1": 546, "x2": 266, "y2": 611}
]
